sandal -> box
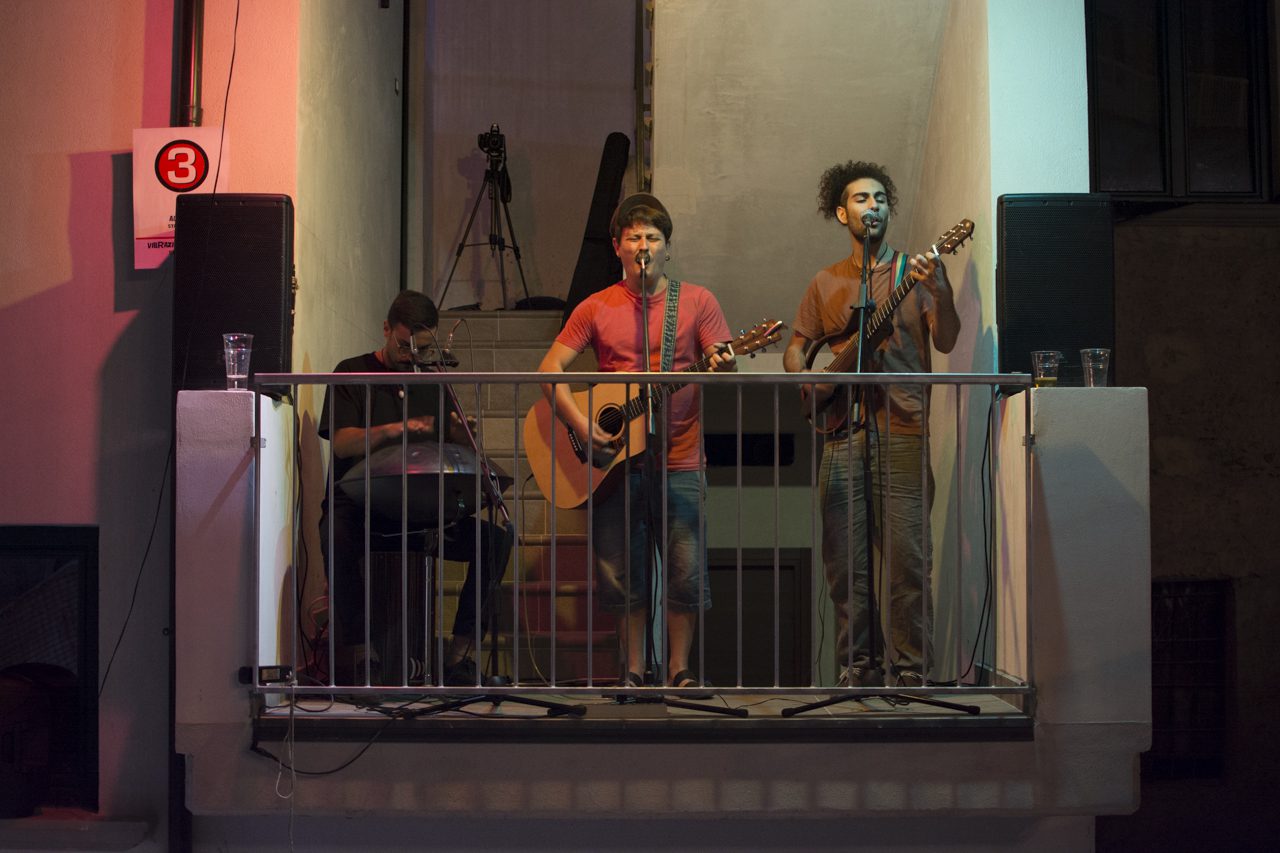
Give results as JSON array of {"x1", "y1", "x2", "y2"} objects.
[
  {"x1": 669, "y1": 669, "x2": 714, "y2": 700},
  {"x1": 619, "y1": 671, "x2": 645, "y2": 688}
]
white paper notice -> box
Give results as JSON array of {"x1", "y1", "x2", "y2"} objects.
[{"x1": 132, "y1": 127, "x2": 227, "y2": 269}]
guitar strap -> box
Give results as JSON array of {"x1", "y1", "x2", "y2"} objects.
[
  {"x1": 891, "y1": 252, "x2": 910, "y2": 300},
  {"x1": 659, "y1": 278, "x2": 681, "y2": 372}
]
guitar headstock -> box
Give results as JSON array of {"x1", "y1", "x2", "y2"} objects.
[
  {"x1": 732, "y1": 319, "x2": 786, "y2": 358},
  {"x1": 932, "y1": 218, "x2": 976, "y2": 256}
]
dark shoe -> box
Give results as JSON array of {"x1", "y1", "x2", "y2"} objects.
[
  {"x1": 837, "y1": 665, "x2": 884, "y2": 688},
  {"x1": 443, "y1": 657, "x2": 479, "y2": 687},
  {"x1": 669, "y1": 669, "x2": 714, "y2": 700}
]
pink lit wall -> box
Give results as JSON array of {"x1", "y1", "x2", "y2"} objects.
[
  {"x1": 0, "y1": 0, "x2": 298, "y2": 525},
  {"x1": 0, "y1": 0, "x2": 298, "y2": 839}
]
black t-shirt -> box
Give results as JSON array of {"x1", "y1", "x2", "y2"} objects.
[{"x1": 318, "y1": 352, "x2": 457, "y2": 485}]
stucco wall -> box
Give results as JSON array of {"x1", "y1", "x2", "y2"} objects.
[{"x1": 419, "y1": 0, "x2": 635, "y2": 310}]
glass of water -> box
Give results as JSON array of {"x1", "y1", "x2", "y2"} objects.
[{"x1": 222, "y1": 333, "x2": 253, "y2": 390}]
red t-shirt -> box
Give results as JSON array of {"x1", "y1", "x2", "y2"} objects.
[{"x1": 556, "y1": 280, "x2": 731, "y2": 470}]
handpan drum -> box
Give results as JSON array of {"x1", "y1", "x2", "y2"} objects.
[{"x1": 338, "y1": 442, "x2": 512, "y2": 530}]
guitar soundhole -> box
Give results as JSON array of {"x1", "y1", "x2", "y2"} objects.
[{"x1": 596, "y1": 405, "x2": 625, "y2": 438}]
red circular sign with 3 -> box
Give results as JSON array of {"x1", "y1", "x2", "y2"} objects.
[{"x1": 154, "y1": 139, "x2": 210, "y2": 192}]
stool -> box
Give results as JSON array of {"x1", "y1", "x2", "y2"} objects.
[{"x1": 366, "y1": 530, "x2": 440, "y2": 686}]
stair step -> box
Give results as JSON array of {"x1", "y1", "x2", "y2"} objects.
[{"x1": 439, "y1": 309, "x2": 564, "y2": 345}]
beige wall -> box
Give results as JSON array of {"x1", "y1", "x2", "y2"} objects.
[
  {"x1": 652, "y1": 0, "x2": 951, "y2": 331},
  {"x1": 419, "y1": 0, "x2": 635, "y2": 310},
  {"x1": 296, "y1": 0, "x2": 404, "y2": 386}
]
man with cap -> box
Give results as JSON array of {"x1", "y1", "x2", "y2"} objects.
[{"x1": 537, "y1": 193, "x2": 735, "y2": 691}]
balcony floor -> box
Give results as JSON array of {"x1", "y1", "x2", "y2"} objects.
[{"x1": 254, "y1": 689, "x2": 1032, "y2": 744}]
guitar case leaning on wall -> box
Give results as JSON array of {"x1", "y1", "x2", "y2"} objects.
[{"x1": 560, "y1": 132, "x2": 631, "y2": 327}]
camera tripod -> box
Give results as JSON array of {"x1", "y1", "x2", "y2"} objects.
[{"x1": 438, "y1": 131, "x2": 532, "y2": 310}]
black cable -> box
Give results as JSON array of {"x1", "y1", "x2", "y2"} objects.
[
  {"x1": 210, "y1": 0, "x2": 238, "y2": 194},
  {"x1": 99, "y1": 441, "x2": 173, "y2": 699},
  {"x1": 956, "y1": 393, "x2": 998, "y2": 684},
  {"x1": 252, "y1": 692, "x2": 453, "y2": 780},
  {"x1": 250, "y1": 711, "x2": 399, "y2": 777}
]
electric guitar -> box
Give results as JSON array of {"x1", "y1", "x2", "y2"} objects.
[
  {"x1": 801, "y1": 218, "x2": 975, "y2": 433},
  {"x1": 524, "y1": 319, "x2": 785, "y2": 509}
]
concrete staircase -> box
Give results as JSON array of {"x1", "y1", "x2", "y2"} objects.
[{"x1": 437, "y1": 309, "x2": 619, "y2": 685}]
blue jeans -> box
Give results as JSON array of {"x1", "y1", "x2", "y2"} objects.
[
  {"x1": 592, "y1": 465, "x2": 711, "y2": 614},
  {"x1": 820, "y1": 430, "x2": 934, "y2": 675}
]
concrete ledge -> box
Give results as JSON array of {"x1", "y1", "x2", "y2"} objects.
[
  {"x1": 0, "y1": 810, "x2": 150, "y2": 851},
  {"x1": 181, "y1": 718, "x2": 1138, "y2": 818}
]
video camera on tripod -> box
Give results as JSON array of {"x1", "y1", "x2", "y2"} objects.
[
  {"x1": 440, "y1": 121, "x2": 566, "y2": 310},
  {"x1": 477, "y1": 123, "x2": 506, "y2": 162},
  {"x1": 475, "y1": 123, "x2": 511, "y2": 203}
]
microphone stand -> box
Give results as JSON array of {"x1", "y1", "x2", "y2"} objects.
[
  {"x1": 785, "y1": 217, "x2": 978, "y2": 718},
  {"x1": 405, "y1": 331, "x2": 584, "y2": 718},
  {"x1": 852, "y1": 218, "x2": 882, "y2": 689},
  {"x1": 622, "y1": 256, "x2": 743, "y2": 717},
  {"x1": 637, "y1": 254, "x2": 660, "y2": 688}
]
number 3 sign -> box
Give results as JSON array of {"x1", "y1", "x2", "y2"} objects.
[
  {"x1": 155, "y1": 139, "x2": 210, "y2": 192},
  {"x1": 132, "y1": 127, "x2": 228, "y2": 269}
]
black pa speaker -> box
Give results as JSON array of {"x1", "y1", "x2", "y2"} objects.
[
  {"x1": 996, "y1": 194, "x2": 1113, "y2": 386},
  {"x1": 173, "y1": 193, "x2": 295, "y2": 393}
]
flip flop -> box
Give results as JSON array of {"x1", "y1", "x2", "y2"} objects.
[
  {"x1": 669, "y1": 669, "x2": 714, "y2": 700},
  {"x1": 619, "y1": 671, "x2": 645, "y2": 688}
]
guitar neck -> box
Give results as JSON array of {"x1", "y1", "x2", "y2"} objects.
[
  {"x1": 825, "y1": 259, "x2": 918, "y2": 374},
  {"x1": 618, "y1": 353, "x2": 714, "y2": 421}
]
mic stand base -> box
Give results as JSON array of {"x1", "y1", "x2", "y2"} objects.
[
  {"x1": 611, "y1": 690, "x2": 749, "y2": 718},
  {"x1": 781, "y1": 690, "x2": 981, "y2": 717},
  {"x1": 409, "y1": 691, "x2": 588, "y2": 718}
]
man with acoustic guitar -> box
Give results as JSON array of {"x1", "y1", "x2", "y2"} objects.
[
  {"x1": 536, "y1": 193, "x2": 736, "y2": 692},
  {"x1": 783, "y1": 161, "x2": 961, "y2": 689}
]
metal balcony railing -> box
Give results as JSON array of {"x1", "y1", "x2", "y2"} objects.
[{"x1": 250, "y1": 370, "x2": 1033, "y2": 719}]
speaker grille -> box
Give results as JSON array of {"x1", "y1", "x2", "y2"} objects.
[
  {"x1": 173, "y1": 193, "x2": 294, "y2": 392},
  {"x1": 996, "y1": 194, "x2": 1114, "y2": 386}
]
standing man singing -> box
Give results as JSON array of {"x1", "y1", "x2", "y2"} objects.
[
  {"x1": 319, "y1": 290, "x2": 513, "y2": 686},
  {"x1": 783, "y1": 161, "x2": 960, "y2": 688},
  {"x1": 537, "y1": 193, "x2": 735, "y2": 690}
]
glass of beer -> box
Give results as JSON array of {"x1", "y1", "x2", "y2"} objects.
[{"x1": 1030, "y1": 350, "x2": 1063, "y2": 387}]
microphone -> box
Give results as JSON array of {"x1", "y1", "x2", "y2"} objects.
[
  {"x1": 636, "y1": 249, "x2": 651, "y2": 267},
  {"x1": 413, "y1": 320, "x2": 462, "y2": 368},
  {"x1": 441, "y1": 320, "x2": 460, "y2": 367},
  {"x1": 861, "y1": 212, "x2": 879, "y2": 227}
]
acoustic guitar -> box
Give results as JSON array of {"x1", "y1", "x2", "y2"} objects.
[
  {"x1": 801, "y1": 219, "x2": 975, "y2": 433},
  {"x1": 524, "y1": 320, "x2": 785, "y2": 509}
]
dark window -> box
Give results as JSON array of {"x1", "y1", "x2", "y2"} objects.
[
  {"x1": 0, "y1": 526, "x2": 99, "y2": 815},
  {"x1": 1145, "y1": 579, "x2": 1228, "y2": 779},
  {"x1": 1086, "y1": 0, "x2": 1272, "y2": 200}
]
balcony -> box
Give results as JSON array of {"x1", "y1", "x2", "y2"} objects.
[{"x1": 172, "y1": 313, "x2": 1150, "y2": 818}]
